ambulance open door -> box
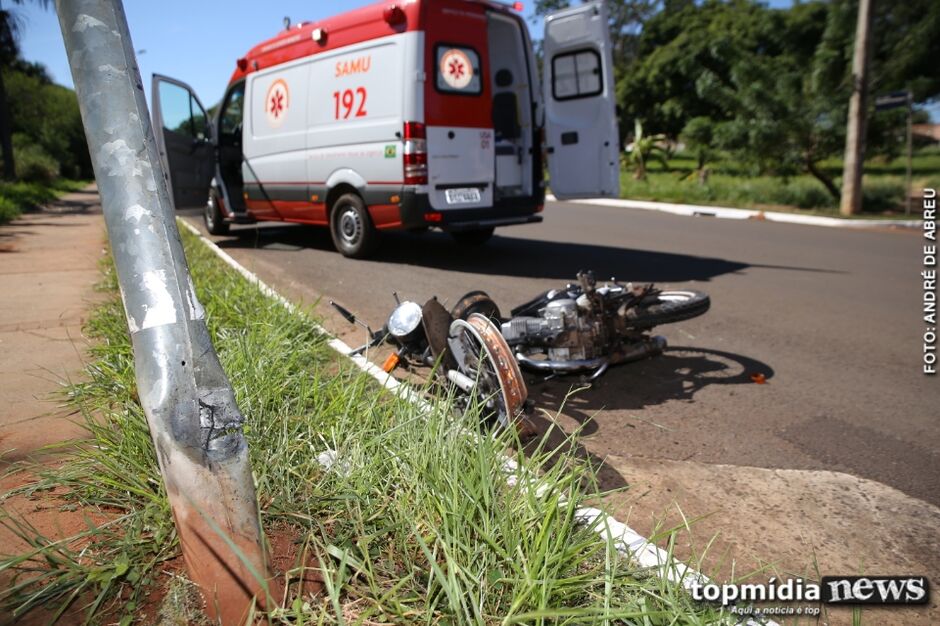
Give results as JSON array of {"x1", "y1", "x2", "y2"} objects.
[
  {"x1": 151, "y1": 74, "x2": 214, "y2": 209},
  {"x1": 542, "y1": 1, "x2": 619, "y2": 200}
]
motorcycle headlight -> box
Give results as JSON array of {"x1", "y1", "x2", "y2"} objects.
[{"x1": 387, "y1": 301, "x2": 423, "y2": 339}]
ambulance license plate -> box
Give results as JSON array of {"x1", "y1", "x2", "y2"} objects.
[{"x1": 445, "y1": 188, "x2": 482, "y2": 204}]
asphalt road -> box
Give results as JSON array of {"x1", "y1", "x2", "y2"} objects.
[{"x1": 184, "y1": 202, "x2": 939, "y2": 506}]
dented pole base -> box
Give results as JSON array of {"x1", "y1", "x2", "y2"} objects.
[{"x1": 160, "y1": 441, "x2": 277, "y2": 623}]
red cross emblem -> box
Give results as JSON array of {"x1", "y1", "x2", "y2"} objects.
[
  {"x1": 265, "y1": 79, "x2": 289, "y2": 127},
  {"x1": 269, "y1": 91, "x2": 285, "y2": 119},
  {"x1": 440, "y1": 49, "x2": 474, "y2": 90}
]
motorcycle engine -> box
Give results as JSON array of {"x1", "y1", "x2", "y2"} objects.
[{"x1": 500, "y1": 298, "x2": 601, "y2": 361}]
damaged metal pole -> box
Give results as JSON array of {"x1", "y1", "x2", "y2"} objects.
[{"x1": 55, "y1": 1, "x2": 277, "y2": 623}]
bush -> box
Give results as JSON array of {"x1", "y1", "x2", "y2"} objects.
[
  {"x1": 0, "y1": 180, "x2": 67, "y2": 224},
  {"x1": 12, "y1": 141, "x2": 60, "y2": 184},
  {"x1": 765, "y1": 179, "x2": 834, "y2": 209},
  {"x1": 6, "y1": 68, "x2": 92, "y2": 180},
  {"x1": 0, "y1": 179, "x2": 90, "y2": 224},
  {"x1": 862, "y1": 178, "x2": 905, "y2": 212},
  {"x1": 0, "y1": 196, "x2": 18, "y2": 223}
]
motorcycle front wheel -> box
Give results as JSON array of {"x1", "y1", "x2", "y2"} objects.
[
  {"x1": 447, "y1": 314, "x2": 526, "y2": 429},
  {"x1": 624, "y1": 290, "x2": 710, "y2": 330}
]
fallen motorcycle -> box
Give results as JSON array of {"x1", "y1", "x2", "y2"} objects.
[
  {"x1": 330, "y1": 296, "x2": 528, "y2": 428},
  {"x1": 450, "y1": 271, "x2": 710, "y2": 380}
]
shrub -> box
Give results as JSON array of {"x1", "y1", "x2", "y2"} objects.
[
  {"x1": 768, "y1": 180, "x2": 835, "y2": 209},
  {"x1": 862, "y1": 178, "x2": 905, "y2": 212},
  {"x1": 13, "y1": 141, "x2": 60, "y2": 185},
  {"x1": 0, "y1": 195, "x2": 18, "y2": 224},
  {"x1": 0, "y1": 181, "x2": 57, "y2": 206}
]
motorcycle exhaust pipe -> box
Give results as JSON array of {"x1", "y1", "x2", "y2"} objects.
[
  {"x1": 608, "y1": 335, "x2": 667, "y2": 365},
  {"x1": 514, "y1": 354, "x2": 609, "y2": 373},
  {"x1": 515, "y1": 336, "x2": 667, "y2": 374}
]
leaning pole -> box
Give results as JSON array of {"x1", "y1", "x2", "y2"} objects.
[{"x1": 55, "y1": 1, "x2": 277, "y2": 622}]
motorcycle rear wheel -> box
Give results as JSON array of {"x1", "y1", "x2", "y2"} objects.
[{"x1": 624, "y1": 290, "x2": 710, "y2": 329}]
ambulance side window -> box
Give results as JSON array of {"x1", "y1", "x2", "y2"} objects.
[
  {"x1": 551, "y1": 49, "x2": 602, "y2": 101},
  {"x1": 159, "y1": 81, "x2": 208, "y2": 140},
  {"x1": 219, "y1": 82, "x2": 245, "y2": 142}
]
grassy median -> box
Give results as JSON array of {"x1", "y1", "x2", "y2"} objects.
[
  {"x1": 0, "y1": 226, "x2": 722, "y2": 624},
  {"x1": 619, "y1": 149, "x2": 940, "y2": 216}
]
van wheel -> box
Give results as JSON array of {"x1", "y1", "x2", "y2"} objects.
[
  {"x1": 204, "y1": 189, "x2": 229, "y2": 236},
  {"x1": 451, "y1": 227, "x2": 494, "y2": 246},
  {"x1": 330, "y1": 193, "x2": 377, "y2": 258}
]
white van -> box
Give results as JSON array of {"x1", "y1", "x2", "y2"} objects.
[{"x1": 152, "y1": 0, "x2": 619, "y2": 258}]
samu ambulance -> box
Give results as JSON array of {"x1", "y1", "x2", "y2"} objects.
[{"x1": 152, "y1": 0, "x2": 619, "y2": 258}]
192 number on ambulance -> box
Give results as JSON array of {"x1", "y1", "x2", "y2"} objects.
[{"x1": 333, "y1": 87, "x2": 367, "y2": 120}]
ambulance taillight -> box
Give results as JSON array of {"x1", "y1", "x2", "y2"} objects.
[{"x1": 402, "y1": 121, "x2": 427, "y2": 185}]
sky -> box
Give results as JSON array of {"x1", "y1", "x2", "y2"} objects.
[
  {"x1": 14, "y1": 0, "x2": 940, "y2": 120},
  {"x1": 15, "y1": 0, "x2": 543, "y2": 108}
]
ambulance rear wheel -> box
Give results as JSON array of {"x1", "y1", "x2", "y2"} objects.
[
  {"x1": 204, "y1": 189, "x2": 229, "y2": 236},
  {"x1": 451, "y1": 227, "x2": 494, "y2": 246},
  {"x1": 330, "y1": 193, "x2": 377, "y2": 258}
]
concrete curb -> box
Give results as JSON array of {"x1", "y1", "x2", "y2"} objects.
[
  {"x1": 177, "y1": 217, "x2": 772, "y2": 626},
  {"x1": 547, "y1": 194, "x2": 923, "y2": 229}
]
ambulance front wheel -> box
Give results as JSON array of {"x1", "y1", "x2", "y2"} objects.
[
  {"x1": 204, "y1": 189, "x2": 230, "y2": 236},
  {"x1": 451, "y1": 227, "x2": 494, "y2": 246},
  {"x1": 330, "y1": 193, "x2": 378, "y2": 258}
]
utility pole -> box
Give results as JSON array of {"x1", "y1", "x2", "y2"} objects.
[
  {"x1": 56, "y1": 1, "x2": 278, "y2": 623},
  {"x1": 839, "y1": 0, "x2": 874, "y2": 216}
]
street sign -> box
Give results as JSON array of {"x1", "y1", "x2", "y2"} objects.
[
  {"x1": 872, "y1": 90, "x2": 914, "y2": 214},
  {"x1": 875, "y1": 90, "x2": 911, "y2": 111}
]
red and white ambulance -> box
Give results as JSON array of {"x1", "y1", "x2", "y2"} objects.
[{"x1": 152, "y1": 0, "x2": 619, "y2": 258}]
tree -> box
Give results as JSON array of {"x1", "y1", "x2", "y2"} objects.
[
  {"x1": 7, "y1": 65, "x2": 92, "y2": 179},
  {"x1": 680, "y1": 116, "x2": 714, "y2": 174},
  {"x1": 0, "y1": 0, "x2": 52, "y2": 180},
  {"x1": 533, "y1": 0, "x2": 661, "y2": 70},
  {"x1": 617, "y1": 0, "x2": 781, "y2": 139},
  {"x1": 625, "y1": 119, "x2": 668, "y2": 180}
]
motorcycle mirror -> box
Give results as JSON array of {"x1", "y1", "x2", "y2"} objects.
[
  {"x1": 330, "y1": 300, "x2": 375, "y2": 338},
  {"x1": 330, "y1": 300, "x2": 357, "y2": 324}
]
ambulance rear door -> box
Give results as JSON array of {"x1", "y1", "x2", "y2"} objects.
[
  {"x1": 542, "y1": 1, "x2": 619, "y2": 200},
  {"x1": 424, "y1": 2, "x2": 495, "y2": 211},
  {"x1": 151, "y1": 74, "x2": 215, "y2": 209}
]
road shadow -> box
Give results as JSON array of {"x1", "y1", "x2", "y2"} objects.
[
  {"x1": 526, "y1": 347, "x2": 774, "y2": 438},
  {"x1": 14, "y1": 196, "x2": 102, "y2": 218},
  {"x1": 10, "y1": 220, "x2": 88, "y2": 228},
  {"x1": 506, "y1": 347, "x2": 772, "y2": 495},
  {"x1": 517, "y1": 417, "x2": 633, "y2": 493},
  {"x1": 214, "y1": 222, "x2": 839, "y2": 282},
  {"x1": 32, "y1": 198, "x2": 102, "y2": 215},
  {"x1": 511, "y1": 346, "x2": 773, "y2": 493}
]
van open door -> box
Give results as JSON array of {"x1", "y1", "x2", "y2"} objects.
[
  {"x1": 542, "y1": 1, "x2": 619, "y2": 200},
  {"x1": 151, "y1": 74, "x2": 214, "y2": 209}
]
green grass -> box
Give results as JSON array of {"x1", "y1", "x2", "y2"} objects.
[
  {"x1": 0, "y1": 179, "x2": 89, "y2": 224},
  {"x1": 0, "y1": 225, "x2": 726, "y2": 624},
  {"x1": 620, "y1": 150, "x2": 940, "y2": 216}
]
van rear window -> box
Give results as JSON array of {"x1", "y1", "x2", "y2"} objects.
[
  {"x1": 551, "y1": 49, "x2": 602, "y2": 101},
  {"x1": 435, "y1": 44, "x2": 482, "y2": 96}
]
